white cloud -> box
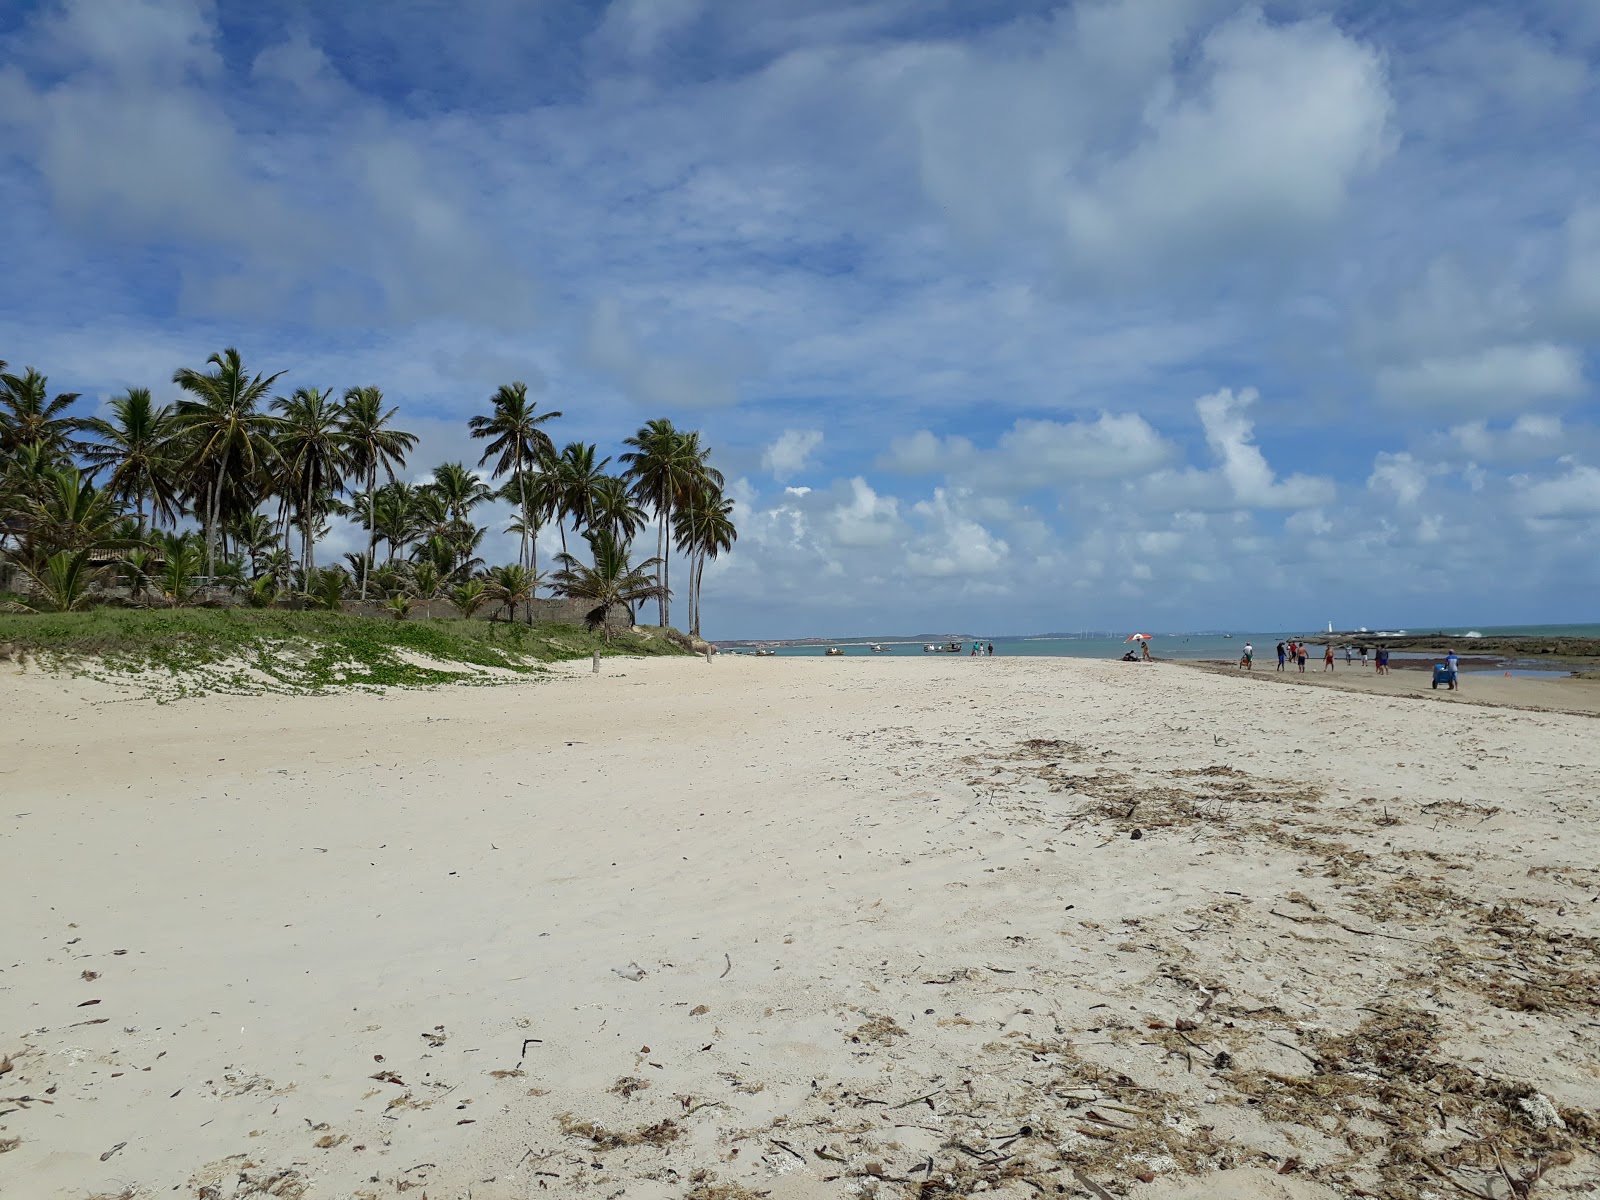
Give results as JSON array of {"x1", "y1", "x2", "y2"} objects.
[
  {"x1": 582, "y1": 297, "x2": 747, "y2": 409},
  {"x1": 827, "y1": 477, "x2": 903, "y2": 548},
  {"x1": 883, "y1": 413, "x2": 1174, "y2": 489},
  {"x1": 1057, "y1": 12, "x2": 1393, "y2": 274},
  {"x1": 1514, "y1": 460, "x2": 1600, "y2": 518},
  {"x1": 906, "y1": 6, "x2": 1392, "y2": 281},
  {"x1": 1376, "y1": 344, "x2": 1586, "y2": 415},
  {"x1": 1367, "y1": 451, "x2": 1429, "y2": 506},
  {"x1": 1194, "y1": 387, "x2": 1335, "y2": 510},
  {"x1": 762, "y1": 428, "x2": 823, "y2": 482},
  {"x1": 1446, "y1": 414, "x2": 1567, "y2": 462}
]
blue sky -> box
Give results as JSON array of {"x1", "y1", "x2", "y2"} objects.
[{"x1": 2, "y1": 0, "x2": 1598, "y2": 638}]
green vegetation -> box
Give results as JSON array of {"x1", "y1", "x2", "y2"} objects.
[
  {"x1": 1, "y1": 351, "x2": 737, "y2": 634},
  {"x1": 0, "y1": 607, "x2": 688, "y2": 698}
]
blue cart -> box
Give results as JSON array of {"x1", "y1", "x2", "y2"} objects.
[{"x1": 1431, "y1": 663, "x2": 1456, "y2": 690}]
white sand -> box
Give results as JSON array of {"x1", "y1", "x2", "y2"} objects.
[{"x1": 2, "y1": 655, "x2": 1597, "y2": 1199}]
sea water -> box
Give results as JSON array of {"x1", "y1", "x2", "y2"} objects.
[{"x1": 722, "y1": 623, "x2": 1600, "y2": 666}]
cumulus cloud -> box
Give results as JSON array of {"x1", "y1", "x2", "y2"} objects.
[
  {"x1": 882, "y1": 413, "x2": 1174, "y2": 489},
  {"x1": 1514, "y1": 460, "x2": 1600, "y2": 518},
  {"x1": 1194, "y1": 387, "x2": 1336, "y2": 510},
  {"x1": 1376, "y1": 344, "x2": 1586, "y2": 415},
  {"x1": 909, "y1": 6, "x2": 1393, "y2": 281},
  {"x1": 762, "y1": 429, "x2": 823, "y2": 482},
  {"x1": 1367, "y1": 451, "x2": 1430, "y2": 506},
  {"x1": 0, "y1": 0, "x2": 534, "y2": 325},
  {"x1": 1445, "y1": 414, "x2": 1567, "y2": 462}
]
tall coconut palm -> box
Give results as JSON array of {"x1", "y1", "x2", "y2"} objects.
[
  {"x1": 341, "y1": 386, "x2": 417, "y2": 599},
  {"x1": 554, "y1": 442, "x2": 612, "y2": 543},
  {"x1": 227, "y1": 512, "x2": 279, "y2": 577},
  {"x1": 673, "y1": 485, "x2": 737, "y2": 637},
  {"x1": 79, "y1": 388, "x2": 180, "y2": 535},
  {"x1": 427, "y1": 461, "x2": 493, "y2": 525},
  {"x1": 591, "y1": 475, "x2": 646, "y2": 542},
  {"x1": 272, "y1": 387, "x2": 349, "y2": 581},
  {"x1": 171, "y1": 349, "x2": 284, "y2": 575},
  {"x1": 468, "y1": 382, "x2": 561, "y2": 573},
  {"x1": 500, "y1": 470, "x2": 557, "y2": 597},
  {"x1": 0, "y1": 367, "x2": 84, "y2": 462},
  {"x1": 370, "y1": 480, "x2": 420, "y2": 564},
  {"x1": 551, "y1": 528, "x2": 666, "y2": 641},
  {"x1": 620, "y1": 419, "x2": 692, "y2": 627}
]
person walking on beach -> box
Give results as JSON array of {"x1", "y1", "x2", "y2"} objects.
[
  {"x1": 1376, "y1": 647, "x2": 1389, "y2": 675},
  {"x1": 1241, "y1": 641, "x2": 1253, "y2": 670},
  {"x1": 1140, "y1": 638, "x2": 1151, "y2": 661},
  {"x1": 987, "y1": 642, "x2": 994, "y2": 656},
  {"x1": 1297, "y1": 643, "x2": 1308, "y2": 673},
  {"x1": 1446, "y1": 649, "x2": 1459, "y2": 690},
  {"x1": 1345, "y1": 645, "x2": 1353, "y2": 665},
  {"x1": 1361, "y1": 646, "x2": 1369, "y2": 668},
  {"x1": 1276, "y1": 641, "x2": 1287, "y2": 671},
  {"x1": 1324, "y1": 643, "x2": 1335, "y2": 672}
]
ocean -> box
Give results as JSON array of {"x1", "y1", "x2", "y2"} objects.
[{"x1": 721, "y1": 623, "x2": 1600, "y2": 673}]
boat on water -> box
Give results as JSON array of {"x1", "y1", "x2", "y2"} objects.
[
  {"x1": 870, "y1": 644, "x2": 889, "y2": 653},
  {"x1": 923, "y1": 642, "x2": 963, "y2": 653},
  {"x1": 754, "y1": 648, "x2": 776, "y2": 657},
  {"x1": 825, "y1": 647, "x2": 845, "y2": 656}
]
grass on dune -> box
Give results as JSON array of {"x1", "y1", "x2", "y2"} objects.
[{"x1": 0, "y1": 607, "x2": 688, "y2": 696}]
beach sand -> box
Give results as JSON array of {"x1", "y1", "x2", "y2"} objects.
[{"x1": 3, "y1": 655, "x2": 1597, "y2": 1199}]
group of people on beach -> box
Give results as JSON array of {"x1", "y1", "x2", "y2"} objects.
[
  {"x1": 1234, "y1": 640, "x2": 1456, "y2": 687},
  {"x1": 1269, "y1": 640, "x2": 1337, "y2": 673}
]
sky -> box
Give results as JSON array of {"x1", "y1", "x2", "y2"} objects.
[{"x1": 2, "y1": 0, "x2": 1598, "y2": 639}]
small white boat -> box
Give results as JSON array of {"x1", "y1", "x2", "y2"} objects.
[
  {"x1": 825, "y1": 647, "x2": 844, "y2": 656},
  {"x1": 870, "y1": 644, "x2": 889, "y2": 653}
]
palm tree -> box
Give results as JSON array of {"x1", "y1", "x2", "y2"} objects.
[
  {"x1": 485, "y1": 562, "x2": 540, "y2": 624},
  {"x1": 370, "y1": 480, "x2": 420, "y2": 564},
  {"x1": 501, "y1": 471, "x2": 557, "y2": 597},
  {"x1": 427, "y1": 461, "x2": 493, "y2": 525},
  {"x1": 673, "y1": 485, "x2": 737, "y2": 637},
  {"x1": 272, "y1": 387, "x2": 349, "y2": 582},
  {"x1": 118, "y1": 547, "x2": 161, "y2": 606},
  {"x1": 555, "y1": 442, "x2": 612, "y2": 543},
  {"x1": 551, "y1": 529, "x2": 666, "y2": 641},
  {"x1": 160, "y1": 543, "x2": 203, "y2": 606},
  {"x1": 80, "y1": 388, "x2": 180, "y2": 536},
  {"x1": 16, "y1": 468, "x2": 133, "y2": 568},
  {"x1": 620, "y1": 420, "x2": 705, "y2": 627},
  {"x1": 171, "y1": 349, "x2": 284, "y2": 575},
  {"x1": 468, "y1": 382, "x2": 561, "y2": 573},
  {"x1": 227, "y1": 512, "x2": 278, "y2": 576},
  {"x1": 451, "y1": 578, "x2": 489, "y2": 618},
  {"x1": 17, "y1": 550, "x2": 103, "y2": 612},
  {"x1": 341, "y1": 387, "x2": 416, "y2": 600},
  {"x1": 0, "y1": 367, "x2": 84, "y2": 462},
  {"x1": 591, "y1": 475, "x2": 646, "y2": 542}
]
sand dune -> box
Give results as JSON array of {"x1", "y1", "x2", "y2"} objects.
[{"x1": 2, "y1": 656, "x2": 1597, "y2": 1199}]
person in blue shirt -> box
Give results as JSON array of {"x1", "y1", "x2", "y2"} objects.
[{"x1": 1446, "y1": 650, "x2": 1459, "y2": 689}]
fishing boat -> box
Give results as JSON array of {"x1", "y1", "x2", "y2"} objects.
[
  {"x1": 825, "y1": 647, "x2": 844, "y2": 656},
  {"x1": 870, "y1": 644, "x2": 889, "y2": 653},
  {"x1": 754, "y1": 648, "x2": 776, "y2": 657}
]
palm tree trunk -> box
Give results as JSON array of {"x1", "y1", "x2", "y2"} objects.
[
  {"x1": 208, "y1": 459, "x2": 225, "y2": 576},
  {"x1": 655, "y1": 505, "x2": 667, "y2": 627},
  {"x1": 693, "y1": 553, "x2": 705, "y2": 636},
  {"x1": 660, "y1": 502, "x2": 672, "y2": 628},
  {"x1": 303, "y1": 472, "x2": 316, "y2": 580},
  {"x1": 362, "y1": 465, "x2": 376, "y2": 600}
]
